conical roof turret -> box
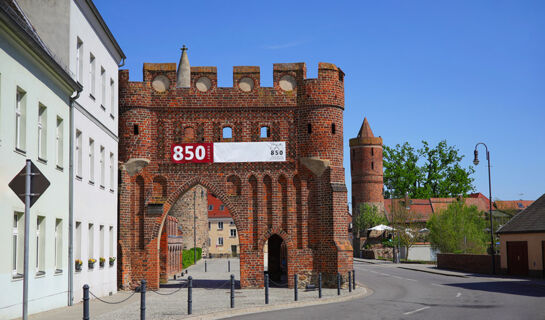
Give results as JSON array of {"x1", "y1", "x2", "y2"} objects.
[
  {"x1": 176, "y1": 45, "x2": 190, "y2": 88},
  {"x1": 357, "y1": 117, "x2": 374, "y2": 138}
]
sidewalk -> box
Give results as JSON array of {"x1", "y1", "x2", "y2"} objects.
[
  {"x1": 30, "y1": 259, "x2": 368, "y2": 320},
  {"x1": 354, "y1": 257, "x2": 470, "y2": 277}
]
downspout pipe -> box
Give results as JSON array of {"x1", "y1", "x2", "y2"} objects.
[{"x1": 68, "y1": 87, "x2": 81, "y2": 306}]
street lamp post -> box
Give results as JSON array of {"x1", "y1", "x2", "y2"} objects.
[{"x1": 473, "y1": 142, "x2": 495, "y2": 275}]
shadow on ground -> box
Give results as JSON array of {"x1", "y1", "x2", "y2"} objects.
[
  {"x1": 445, "y1": 281, "x2": 545, "y2": 297},
  {"x1": 161, "y1": 279, "x2": 242, "y2": 289}
]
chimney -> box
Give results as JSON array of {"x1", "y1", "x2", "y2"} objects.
[{"x1": 176, "y1": 45, "x2": 190, "y2": 88}]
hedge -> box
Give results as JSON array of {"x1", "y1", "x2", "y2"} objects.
[{"x1": 182, "y1": 248, "x2": 202, "y2": 268}]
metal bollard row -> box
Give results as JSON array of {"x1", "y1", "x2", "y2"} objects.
[{"x1": 265, "y1": 273, "x2": 269, "y2": 304}]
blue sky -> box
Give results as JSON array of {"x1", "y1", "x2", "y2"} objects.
[{"x1": 95, "y1": 0, "x2": 545, "y2": 201}]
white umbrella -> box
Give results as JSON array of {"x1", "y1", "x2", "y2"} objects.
[
  {"x1": 368, "y1": 224, "x2": 394, "y2": 231},
  {"x1": 418, "y1": 228, "x2": 430, "y2": 233}
]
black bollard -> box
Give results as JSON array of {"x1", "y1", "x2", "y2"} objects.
[
  {"x1": 188, "y1": 276, "x2": 193, "y2": 315},
  {"x1": 294, "y1": 274, "x2": 298, "y2": 301},
  {"x1": 205, "y1": 260, "x2": 207, "y2": 272},
  {"x1": 230, "y1": 274, "x2": 235, "y2": 308},
  {"x1": 337, "y1": 273, "x2": 341, "y2": 296},
  {"x1": 228, "y1": 260, "x2": 231, "y2": 272},
  {"x1": 83, "y1": 284, "x2": 89, "y2": 320},
  {"x1": 140, "y1": 280, "x2": 146, "y2": 320},
  {"x1": 352, "y1": 269, "x2": 356, "y2": 289},
  {"x1": 318, "y1": 273, "x2": 322, "y2": 299},
  {"x1": 265, "y1": 274, "x2": 269, "y2": 304},
  {"x1": 349, "y1": 271, "x2": 352, "y2": 292}
]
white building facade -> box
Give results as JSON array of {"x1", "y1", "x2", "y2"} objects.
[
  {"x1": 0, "y1": 1, "x2": 81, "y2": 318},
  {"x1": 17, "y1": 0, "x2": 125, "y2": 305}
]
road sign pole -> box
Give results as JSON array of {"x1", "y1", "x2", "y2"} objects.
[{"x1": 22, "y1": 159, "x2": 31, "y2": 320}]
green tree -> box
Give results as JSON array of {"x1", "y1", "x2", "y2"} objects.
[
  {"x1": 383, "y1": 140, "x2": 474, "y2": 198},
  {"x1": 353, "y1": 204, "x2": 387, "y2": 237},
  {"x1": 353, "y1": 204, "x2": 387, "y2": 255},
  {"x1": 427, "y1": 201, "x2": 488, "y2": 254}
]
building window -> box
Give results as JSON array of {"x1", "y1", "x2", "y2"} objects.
[
  {"x1": 89, "y1": 138, "x2": 94, "y2": 183},
  {"x1": 207, "y1": 238, "x2": 211, "y2": 247},
  {"x1": 218, "y1": 221, "x2": 223, "y2": 230},
  {"x1": 208, "y1": 205, "x2": 213, "y2": 211},
  {"x1": 76, "y1": 38, "x2": 83, "y2": 83},
  {"x1": 222, "y1": 126, "x2": 232, "y2": 139},
  {"x1": 38, "y1": 104, "x2": 47, "y2": 160},
  {"x1": 133, "y1": 124, "x2": 139, "y2": 135},
  {"x1": 217, "y1": 237, "x2": 224, "y2": 246},
  {"x1": 15, "y1": 88, "x2": 26, "y2": 151},
  {"x1": 89, "y1": 53, "x2": 96, "y2": 98},
  {"x1": 56, "y1": 117, "x2": 64, "y2": 168},
  {"x1": 230, "y1": 220, "x2": 235, "y2": 226},
  {"x1": 88, "y1": 223, "x2": 94, "y2": 261},
  {"x1": 230, "y1": 229, "x2": 236, "y2": 237},
  {"x1": 99, "y1": 225, "x2": 104, "y2": 264},
  {"x1": 109, "y1": 226, "x2": 114, "y2": 260},
  {"x1": 100, "y1": 67, "x2": 106, "y2": 108},
  {"x1": 307, "y1": 123, "x2": 312, "y2": 134},
  {"x1": 76, "y1": 130, "x2": 82, "y2": 177},
  {"x1": 110, "y1": 79, "x2": 115, "y2": 117},
  {"x1": 208, "y1": 222, "x2": 210, "y2": 230},
  {"x1": 371, "y1": 161, "x2": 374, "y2": 170},
  {"x1": 260, "y1": 126, "x2": 270, "y2": 138},
  {"x1": 99, "y1": 146, "x2": 105, "y2": 187},
  {"x1": 331, "y1": 123, "x2": 336, "y2": 134},
  {"x1": 55, "y1": 219, "x2": 62, "y2": 271},
  {"x1": 36, "y1": 216, "x2": 45, "y2": 274},
  {"x1": 75, "y1": 222, "x2": 82, "y2": 263},
  {"x1": 109, "y1": 152, "x2": 115, "y2": 190},
  {"x1": 220, "y1": 204, "x2": 225, "y2": 211},
  {"x1": 13, "y1": 212, "x2": 23, "y2": 276}
]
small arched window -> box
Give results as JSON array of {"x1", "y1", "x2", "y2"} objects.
[
  {"x1": 133, "y1": 124, "x2": 139, "y2": 135},
  {"x1": 307, "y1": 123, "x2": 312, "y2": 134},
  {"x1": 222, "y1": 126, "x2": 232, "y2": 139},
  {"x1": 260, "y1": 126, "x2": 270, "y2": 138},
  {"x1": 371, "y1": 161, "x2": 374, "y2": 170},
  {"x1": 371, "y1": 148, "x2": 374, "y2": 156},
  {"x1": 331, "y1": 123, "x2": 336, "y2": 134},
  {"x1": 184, "y1": 127, "x2": 195, "y2": 140}
]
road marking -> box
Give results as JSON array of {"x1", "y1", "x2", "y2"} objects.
[
  {"x1": 456, "y1": 292, "x2": 462, "y2": 298},
  {"x1": 406, "y1": 278, "x2": 417, "y2": 282},
  {"x1": 431, "y1": 283, "x2": 442, "y2": 287},
  {"x1": 403, "y1": 306, "x2": 431, "y2": 315},
  {"x1": 392, "y1": 275, "x2": 403, "y2": 279},
  {"x1": 380, "y1": 273, "x2": 390, "y2": 276}
]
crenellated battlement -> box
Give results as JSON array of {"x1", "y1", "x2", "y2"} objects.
[{"x1": 119, "y1": 62, "x2": 344, "y2": 109}]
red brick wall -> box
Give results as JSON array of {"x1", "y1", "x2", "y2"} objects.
[
  {"x1": 118, "y1": 62, "x2": 352, "y2": 289},
  {"x1": 437, "y1": 253, "x2": 500, "y2": 274}
]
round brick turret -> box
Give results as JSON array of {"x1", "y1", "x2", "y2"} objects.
[{"x1": 350, "y1": 118, "x2": 384, "y2": 255}]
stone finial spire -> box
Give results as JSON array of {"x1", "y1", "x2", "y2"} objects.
[
  {"x1": 176, "y1": 45, "x2": 190, "y2": 88},
  {"x1": 357, "y1": 117, "x2": 374, "y2": 138}
]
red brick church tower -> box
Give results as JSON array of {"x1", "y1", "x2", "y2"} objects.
[{"x1": 349, "y1": 118, "x2": 384, "y2": 255}]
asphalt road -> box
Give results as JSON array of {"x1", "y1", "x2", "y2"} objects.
[{"x1": 230, "y1": 260, "x2": 545, "y2": 320}]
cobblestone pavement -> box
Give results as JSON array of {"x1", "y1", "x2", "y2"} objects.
[{"x1": 30, "y1": 258, "x2": 365, "y2": 320}]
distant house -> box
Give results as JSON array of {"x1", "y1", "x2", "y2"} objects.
[
  {"x1": 497, "y1": 193, "x2": 545, "y2": 278},
  {"x1": 207, "y1": 193, "x2": 239, "y2": 258}
]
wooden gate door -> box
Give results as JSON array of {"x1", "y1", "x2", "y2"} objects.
[{"x1": 507, "y1": 241, "x2": 528, "y2": 276}]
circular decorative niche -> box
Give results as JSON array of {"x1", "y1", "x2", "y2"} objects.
[
  {"x1": 279, "y1": 75, "x2": 296, "y2": 91},
  {"x1": 151, "y1": 75, "x2": 170, "y2": 93},
  {"x1": 238, "y1": 77, "x2": 254, "y2": 92},
  {"x1": 196, "y1": 77, "x2": 212, "y2": 92}
]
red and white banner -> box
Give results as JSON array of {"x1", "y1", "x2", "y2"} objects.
[{"x1": 171, "y1": 142, "x2": 285, "y2": 163}]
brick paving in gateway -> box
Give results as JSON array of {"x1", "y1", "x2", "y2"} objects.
[{"x1": 30, "y1": 259, "x2": 366, "y2": 320}]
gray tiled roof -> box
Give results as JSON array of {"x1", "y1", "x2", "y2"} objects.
[{"x1": 497, "y1": 193, "x2": 545, "y2": 234}]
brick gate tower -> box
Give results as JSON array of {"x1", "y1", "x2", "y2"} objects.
[
  {"x1": 117, "y1": 48, "x2": 353, "y2": 290},
  {"x1": 349, "y1": 118, "x2": 384, "y2": 256}
]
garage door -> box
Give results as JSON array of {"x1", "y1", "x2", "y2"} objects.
[{"x1": 507, "y1": 241, "x2": 528, "y2": 276}]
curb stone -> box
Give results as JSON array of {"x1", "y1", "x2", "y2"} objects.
[{"x1": 180, "y1": 283, "x2": 371, "y2": 320}]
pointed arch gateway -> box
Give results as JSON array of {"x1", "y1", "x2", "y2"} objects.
[{"x1": 118, "y1": 58, "x2": 353, "y2": 291}]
